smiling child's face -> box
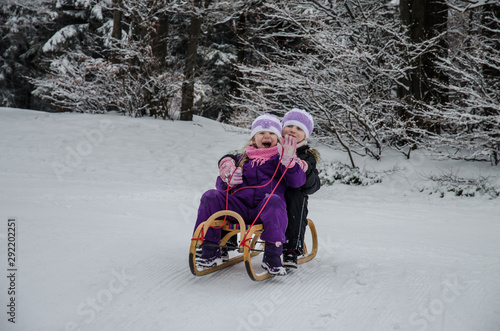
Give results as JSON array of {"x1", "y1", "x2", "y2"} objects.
[
  {"x1": 253, "y1": 131, "x2": 279, "y2": 149},
  {"x1": 282, "y1": 125, "x2": 306, "y2": 143}
]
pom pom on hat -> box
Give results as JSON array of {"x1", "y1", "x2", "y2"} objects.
[
  {"x1": 250, "y1": 114, "x2": 282, "y2": 138},
  {"x1": 282, "y1": 108, "x2": 314, "y2": 138}
]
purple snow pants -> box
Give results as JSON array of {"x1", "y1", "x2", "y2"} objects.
[{"x1": 193, "y1": 189, "x2": 287, "y2": 244}]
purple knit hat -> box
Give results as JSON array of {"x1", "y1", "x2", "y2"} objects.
[
  {"x1": 250, "y1": 114, "x2": 282, "y2": 138},
  {"x1": 282, "y1": 108, "x2": 314, "y2": 138}
]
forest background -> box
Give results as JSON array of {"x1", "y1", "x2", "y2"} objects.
[{"x1": 1, "y1": 0, "x2": 499, "y2": 169}]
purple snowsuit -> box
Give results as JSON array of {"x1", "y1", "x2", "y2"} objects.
[{"x1": 194, "y1": 153, "x2": 306, "y2": 243}]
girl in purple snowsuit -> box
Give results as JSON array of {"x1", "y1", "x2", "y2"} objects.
[{"x1": 194, "y1": 114, "x2": 306, "y2": 276}]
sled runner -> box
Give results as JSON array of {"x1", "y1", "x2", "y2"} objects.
[{"x1": 189, "y1": 210, "x2": 318, "y2": 281}]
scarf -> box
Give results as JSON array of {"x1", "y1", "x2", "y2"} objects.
[
  {"x1": 297, "y1": 139, "x2": 308, "y2": 148},
  {"x1": 246, "y1": 145, "x2": 279, "y2": 167}
]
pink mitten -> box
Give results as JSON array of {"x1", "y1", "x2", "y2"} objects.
[
  {"x1": 219, "y1": 157, "x2": 235, "y2": 180},
  {"x1": 228, "y1": 167, "x2": 243, "y2": 186},
  {"x1": 219, "y1": 157, "x2": 243, "y2": 186},
  {"x1": 297, "y1": 159, "x2": 308, "y2": 172},
  {"x1": 279, "y1": 135, "x2": 297, "y2": 167}
]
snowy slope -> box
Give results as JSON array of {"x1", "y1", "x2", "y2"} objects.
[{"x1": 0, "y1": 107, "x2": 499, "y2": 331}]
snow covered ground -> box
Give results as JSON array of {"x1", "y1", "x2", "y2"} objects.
[{"x1": 0, "y1": 107, "x2": 499, "y2": 331}]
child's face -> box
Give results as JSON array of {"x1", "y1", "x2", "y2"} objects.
[
  {"x1": 253, "y1": 131, "x2": 279, "y2": 148},
  {"x1": 282, "y1": 125, "x2": 306, "y2": 143}
]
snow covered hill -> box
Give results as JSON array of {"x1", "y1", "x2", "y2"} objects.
[{"x1": 0, "y1": 107, "x2": 499, "y2": 331}]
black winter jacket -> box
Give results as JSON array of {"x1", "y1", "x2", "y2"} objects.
[
  {"x1": 283, "y1": 144, "x2": 321, "y2": 252},
  {"x1": 294, "y1": 145, "x2": 320, "y2": 195}
]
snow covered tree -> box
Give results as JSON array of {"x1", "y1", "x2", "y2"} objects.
[
  {"x1": 229, "y1": 0, "x2": 413, "y2": 165},
  {"x1": 399, "y1": 0, "x2": 449, "y2": 107},
  {"x1": 180, "y1": 0, "x2": 213, "y2": 121},
  {"x1": 28, "y1": 0, "x2": 185, "y2": 118},
  {"x1": 3, "y1": 0, "x2": 499, "y2": 166},
  {"x1": 228, "y1": 0, "x2": 499, "y2": 166},
  {"x1": 425, "y1": 1, "x2": 500, "y2": 164},
  {"x1": 0, "y1": 0, "x2": 57, "y2": 109},
  {"x1": 391, "y1": 1, "x2": 499, "y2": 164}
]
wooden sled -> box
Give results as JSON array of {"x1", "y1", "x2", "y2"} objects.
[{"x1": 189, "y1": 210, "x2": 318, "y2": 281}]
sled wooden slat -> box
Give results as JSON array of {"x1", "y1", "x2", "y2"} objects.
[
  {"x1": 243, "y1": 225, "x2": 273, "y2": 281},
  {"x1": 189, "y1": 211, "x2": 319, "y2": 281},
  {"x1": 189, "y1": 210, "x2": 247, "y2": 276},
  {"x1": 297, "y1": 219, "x2": 318, "y2": 265}
]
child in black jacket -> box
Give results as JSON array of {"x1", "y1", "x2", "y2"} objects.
[{"x1": 281, "y1": 108, "x2": 321, "y2": 268}]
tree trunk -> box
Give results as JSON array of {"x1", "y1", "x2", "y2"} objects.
[
  {"x1": 409, "y1": 0, "x2": 424, "y2": 101},
  {"x1": 398, "y1": 0, "x2": 448, "y2": 132},
  {"x1": 180, "y1": 0, "x2": 212, "y2": 121},
  {"x1": 482, "y1": 4, "x2": 500, "y2": 97},
  {"x1": 422, "y1": 0, "x2": 448, "y2": 106},
  {"x1": 233, "y1": 11, "x2": 247, "y2": 99},
  {"x1": 153, "y1": 12, "x2": 169, "y2": 62},
  {"x1": 112, "y1": 0, "x2": 122, "y2": 40},
  {"x1": 397, "y1": 0, "x2": 412, "y2": 119},
  {"x1": 397, "y1": 0, "x2": 422, "y2": 123},
  {"x1": 398, "y1": 0, "x2": 424, "y2": 100},
  {"x1": 111, "y1": 0, "x2": 123, "y2": 65},
  {"x1": 481, "y1": 4, "x2": 500, "y2": 164}
]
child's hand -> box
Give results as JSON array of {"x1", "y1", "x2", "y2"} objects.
[
  {"x1": 219, "y1": 157, "x2": 243, "y2": 186},
  {"x1": 279, "y1": 135, "x2": 297, "y2": 167},
  {"x1": 219, "y1": 157, "x2": 235, "y2": 181},
  {"x1": 227, "y1": 167, "x2": 243, "y2": 186}
]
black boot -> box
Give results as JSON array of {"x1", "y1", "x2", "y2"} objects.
[
  {"x1": 283, "y1": 250, "x2": 298, "y2": 269},
  {"x1": 196, "y1": 240, "x2": 222, "y2": 269},
  {"x1": 221, "y1": 234, "x2": 238, "y2": 262},
  {"x1": 261, "y1": 243, "x2": 286, "y2": 276}
]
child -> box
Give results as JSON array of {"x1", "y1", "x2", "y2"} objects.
[
  {"x1": 193, "y1": 114, "x2": 306, "y2": 276},
  {"x1": 281, "y1": 108, "x2": 321, "y2": 268}
]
